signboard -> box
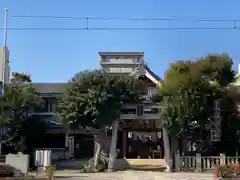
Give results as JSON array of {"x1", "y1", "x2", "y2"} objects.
[{"x1": 210, "y1": 100, "x2": 221, "y2": 142}]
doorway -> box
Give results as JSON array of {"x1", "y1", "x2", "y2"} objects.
[{"x1": 126, "y1": 131, "x2": 164, "y2": 159}]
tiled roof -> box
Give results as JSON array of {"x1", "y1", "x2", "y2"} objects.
[
  {"x1": 6, "y1": 64, "x2": 161, "y2": 95},
  {"x1": 145, "y1": 66, "x2": 162, "y2": 81},
  {"x1": 31, "y1": 83, "x2": 67, "y2": 94},
  {"x1": 6, "y1": 82, "x2": 68, "y2": 94},
  {"x1": 130, "y1": 63, "x2": 162, "y2": 82}
]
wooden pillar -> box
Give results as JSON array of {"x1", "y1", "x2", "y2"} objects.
[
  {"x1": 122, "y1": 131, "x2": 126, "y2": 158},
  {"x1": 65, "y1": 132, "x2": 69, "y2": 159},
  {"x1": 68, "y1": 136, "x2": 74, "y2": 159},
  {"x1": 65, "y1": 132, "x2": 69, "y2": 148}
]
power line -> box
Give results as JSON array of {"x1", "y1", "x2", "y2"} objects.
[
  {"x1": 11, "y1": 15, "x2": 240, "y2": 22},
  {"x1": 6, "y1": 15, "x2": 240, "y2": 31},
  {"x1": 12, "y1": 15, "x2": 86, "y2": 20},
  {"x1": 0, "y1": 27, "x2": 238, "y2": 31}
]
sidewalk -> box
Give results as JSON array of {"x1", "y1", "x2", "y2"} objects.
[{"x1": 29, "y1": 170, "x2": 216, "y2": 179}]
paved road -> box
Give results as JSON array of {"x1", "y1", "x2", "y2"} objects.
[{"x1": 54, "y1": 171, "x2": 216, "y2": 180}]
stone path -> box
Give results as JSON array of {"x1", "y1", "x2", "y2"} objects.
[{"x1": 54, "y1": 171, "x2": 216, "y2": 180}]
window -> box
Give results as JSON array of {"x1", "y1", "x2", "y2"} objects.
[
  {"x1": 35, "y1": 98, "x2": 49, "y2": 112},
  {"x1": 34, "y1": 98, "x2": 57, "y2": 113}
]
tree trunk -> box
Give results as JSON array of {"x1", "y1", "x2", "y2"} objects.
[
  {"x1": 162, "y1": 126, "x2": 172, "y2": 172},
  {"x1": 170, "y1": 134, "x2": 179, "y2": 155},
  {"x1": 93, "y1": 127, "x2": 112, "y2": 168},
  {"x1": 107, "y1": 120, "x2": 118, "y2": 172}
]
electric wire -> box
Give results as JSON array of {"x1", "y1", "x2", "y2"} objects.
[
  {"x1": 2, "y1": 15, "x2": 240, "y2": 31},
  {"x1": 11, "y1": 15, "x2": 240, "y2": 22},
  {"x1": 0, "y1": 27, "x2": 238, "y2": 31}
]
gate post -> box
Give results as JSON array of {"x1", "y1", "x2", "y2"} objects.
[
  {"x1": 174, "y1": 150, "x2": 181, "y2": 172},
  {"x1": 196, "y1": 153, "x2": 202, "y2": 172},
  {"x1": 220, "y1": 153, "x2": 226, "y2": 165}
]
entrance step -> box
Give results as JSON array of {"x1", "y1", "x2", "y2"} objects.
[{"x1": 114, "y1": 159, "x2": 166, "y2": 171}]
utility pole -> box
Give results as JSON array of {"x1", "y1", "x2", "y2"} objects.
[
  {"x1": 3, "y1": 8, "x2": 8, "y2": 47},
  {"x1": 0, "y1": 8, "x2": 8, "y2": 155},
  {"x1": 2, "y1": 8, "x2": 8, "y2": 95}
]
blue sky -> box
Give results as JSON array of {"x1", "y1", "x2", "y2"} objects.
[{"x1": 1, "y1": 0, "x2": 240, "y2": 82}]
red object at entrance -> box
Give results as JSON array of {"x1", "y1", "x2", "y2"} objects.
[{"x1": 232, "y1": 112, "x2": 240, "y2": 116}]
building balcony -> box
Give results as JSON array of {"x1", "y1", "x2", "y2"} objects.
[
  {"x1": 103, "y1": 67, "x2": 134, "y2": 74},
  {"x1": 100, "y1": 59, "x2": 140, "y2": 65}
]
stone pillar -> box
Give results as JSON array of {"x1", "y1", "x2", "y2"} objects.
[
  {"x1": 196, "y1": 153, "x2": 202, "y2": 172},
  {"x1": 108, "y1": 120, "x2": 119, "y2": 172},
  {"x1": 220, "y1": 153, "x2": 226, "y2": 165},
  {"x1": 174, "y1": 150, "x2": 181, "y2": 172},
  {"x1": 162, "y1": 126, "x2": 172, "y2": 172}
]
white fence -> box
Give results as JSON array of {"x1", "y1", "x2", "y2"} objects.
[{"x1": 175, "y1": 152, "x2": 240, "y2": 172}]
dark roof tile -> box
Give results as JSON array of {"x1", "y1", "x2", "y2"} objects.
[
  {"x1": 6, "y1": 64, "x2": 161, "y2": 94},
  {"x1": 31, "y1": 83, "x2": 67, "y2": 94}
]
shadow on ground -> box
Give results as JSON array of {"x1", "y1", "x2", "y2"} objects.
[
  {"x1": 54, "y1": 159, "x2": 167, "y2": 173},
  {"x1": 54, "y1": 159, "x2": 88, "y2": 171}
]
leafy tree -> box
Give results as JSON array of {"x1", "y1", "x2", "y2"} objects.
[
  {"x1": 5, "y1": 117, "x2": 48, "y2": 155},
  {"x1": 57, "y1": 70, "x2": 145, "y2": 128},
  {"x1": 0, "y1": 72, "x2": 46, "y2": 153},
  {"x1": 57, "y1": 70, "x2": 145, "y2": 169},
  {"x1": 11, "y1": 72, "x2": 32, "y2": 83},
  {"x1": 159, "y1": 54, "x2": 236, "y2": 154}
]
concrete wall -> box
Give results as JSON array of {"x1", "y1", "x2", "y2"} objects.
[{"x1": 6, "y1": 153, "x2": 29, "y2": 174}]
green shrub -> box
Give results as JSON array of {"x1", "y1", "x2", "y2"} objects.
[{"x1": 215, "y1": 164, "x2": 240, "y2": 179}]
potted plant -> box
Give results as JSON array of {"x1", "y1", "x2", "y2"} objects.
[{"x1": 45, "y1": 164, "x2": 56, "y2": 180}]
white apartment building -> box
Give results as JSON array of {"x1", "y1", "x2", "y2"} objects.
[{"x1": 99, "y1": 52, "x2": 144, "y2": 74}]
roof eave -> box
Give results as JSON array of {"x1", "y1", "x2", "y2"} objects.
[
  {"x1": 130, "y1": 65, "x2": 162, "y2": 87},
  {"x1": 99, "y1": 52, "x2": 144, "y2": 56}
]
